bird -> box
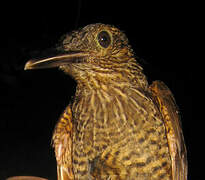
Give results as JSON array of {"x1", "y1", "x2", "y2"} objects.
[{"x1": 24, "y1": 23, "x2": 187, "y2": 180}]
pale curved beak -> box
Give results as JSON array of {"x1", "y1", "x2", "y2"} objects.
[{"x1": 24, "y1": 51, "x2": 88, "y2": 70}]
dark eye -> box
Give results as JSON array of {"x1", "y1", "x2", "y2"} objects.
[{"x1": 97, "y1": 31, "x2": 111, "y2": 48}]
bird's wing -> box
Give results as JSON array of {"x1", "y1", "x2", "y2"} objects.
[
  {"x1": 52, "y1": 105, "x2": 74, "y2": 180},
  {"x1": 150, "y1": 81, "x2": 188, "y2": 180}
]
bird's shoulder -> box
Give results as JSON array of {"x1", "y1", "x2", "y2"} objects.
[
  {"x1": 149, "y1": 80, "x2": 188, "y2": 180},
  {"x1": 52, "y1": 105, "x2": 74, "y2": 179}
]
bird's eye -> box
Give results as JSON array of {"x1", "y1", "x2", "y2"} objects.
[{"x1": 97, "y1": 31, "x2": 111, "y2": 48}]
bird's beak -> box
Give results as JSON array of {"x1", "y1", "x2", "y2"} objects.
[{"x1": 24, "y1": 50, "x2": 88, "y2": 70}]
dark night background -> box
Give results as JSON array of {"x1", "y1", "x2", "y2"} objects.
[{"x1": 1, "y1": 1, "x2": 192, "y2": 180}]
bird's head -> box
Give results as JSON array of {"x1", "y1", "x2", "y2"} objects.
[{"x1": 25, "y1": 23, "x2": 147, "y2": 88}]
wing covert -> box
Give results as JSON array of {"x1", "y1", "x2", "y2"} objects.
[
  {"x1": 150, "y1": 81, "x2": 188, "y2": 180},
  {"x1": 52, "y1": 105, "x2": 74, "y2": 180}
]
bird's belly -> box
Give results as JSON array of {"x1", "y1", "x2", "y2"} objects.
[{"x1": 72, "y1": 128, "x2": 172, "y2": 179}]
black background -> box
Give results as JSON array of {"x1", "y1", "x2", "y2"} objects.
[{"x1": 1, "y1": 1, "x2": 192, "y2": 179}]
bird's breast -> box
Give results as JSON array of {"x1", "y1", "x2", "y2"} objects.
[
  {"x1": 71, "y1": 86, "x2": 172, "y2": 178},
  {"x1": 72, "y1": 86, "x2": 161, "y2": 151}
]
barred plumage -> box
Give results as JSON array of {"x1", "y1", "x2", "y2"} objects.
[{"x1": 25, "y1": 23, "x2": 187, "y2": 179}]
